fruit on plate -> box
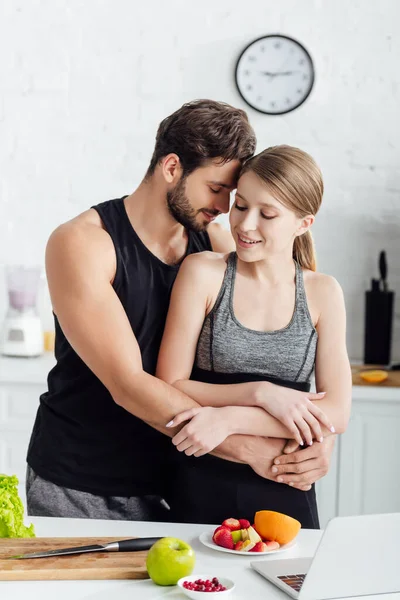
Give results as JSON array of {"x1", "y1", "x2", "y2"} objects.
[
  {"x1": 146, "y1": 537, "x2": 195, "y2": 586},
  {"x1": 234, "y1": 540, "x2": 245, "y2": 551},
  {"x1": 231, "y1": 529, "x2": 242, "y2": 543},
  {"x1": 250, "y1": 541, "x2": 269, "y2": 552},
  {"x1": 359, "y1": 369, "x2": 388, "y2": 383},
  {"x1": 247, "y1": 525, "x2": 262, "y2": 544},
  {"x1": 222, "y1": 518, "x2": 241, "y2": 531},
  {"x1": 235, "y1": 539, "x2": 280, "y2": 552},
  {"x1": 240, "y1": 540, "x2": 255, "y2": 552},
  {"x1": 212, "y1": 525, "x2": 228, "y2": 539},
  {"x1": 213, "y1": 527, "x2": 234, "y2": 550},
  {"x1": 265, "y1": 540, "x2": 280, "y2": 550},
  {"x1": 239, "y1": 519, "x2": 251, "y2": 529},
  {"x1": 240, "y1": 528, "x2": 250, "y2": 542},
  {"x1": 254, "y1": 510, "x2": 301, "y2": 545}
]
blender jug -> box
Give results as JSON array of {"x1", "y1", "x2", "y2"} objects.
[{"x1": 0, "y1": 266, "x2": 44, "y2": 357}]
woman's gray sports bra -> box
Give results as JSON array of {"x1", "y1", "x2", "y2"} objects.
[{"x1": 195, "y1": 252, "x2": 317, "y2": 383}]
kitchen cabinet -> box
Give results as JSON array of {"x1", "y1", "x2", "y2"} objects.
[
  {"x1": 316, "y1": 383, "x2": 400, "y2": 527},
  {"x1": 1, "y1": 356, "x2": 399, "y2": 528},
  {"x1": 0, "y1": 355, "x2": 55, "y2": 492}
]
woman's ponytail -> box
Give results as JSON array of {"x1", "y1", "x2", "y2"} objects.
[{"x1": 293, "y1": 230, "x2": 316, "y2": 271}]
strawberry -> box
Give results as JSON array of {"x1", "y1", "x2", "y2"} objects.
[
  {"x1": 212, "y1": 525, "x2": 230, "y2": 543},
  {"x1": 221, "y1": 518, "x2": 241, "y2": 531},
  {"x1": 213, "y1": 527, "x2": 235, "y2": 550},
  {"x1": 234, "y1": 540, "x2": 245, "y2": 551},
  {"x1": 250, "y1": 541, "x2": 268, "y2": 552},
  {"x1": 265, "y1": 540, "x2": 280, "y2": 550},
  {"x1": 239, "y1": 519, "x2": 251, "y2": 529}
]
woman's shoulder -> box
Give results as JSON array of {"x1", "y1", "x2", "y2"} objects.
[
  {"x1": 302, "y1": 269, "x2": 345, "y2": 322},
  {"x1": 302, "y1": 269, "x2": 343, "y2": 297}
]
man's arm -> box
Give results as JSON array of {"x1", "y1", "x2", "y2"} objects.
[
  {"x1": 46, "y1": 221, "x2": 196, "y2": 428},
  {"x1": 45, "y1": 218, "x2": 271, "y2": 467}
]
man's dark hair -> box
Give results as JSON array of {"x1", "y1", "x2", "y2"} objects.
[{"x1": 146, "y1": 99, "x2": 256, "y2": 178}]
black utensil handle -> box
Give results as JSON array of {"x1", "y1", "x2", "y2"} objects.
[
  {"x1": 379, "y1": 250, "x2": 387, "y2": 282},
  {"x1": 117, "y1": 537, "x2": 162, "y2": 552}
]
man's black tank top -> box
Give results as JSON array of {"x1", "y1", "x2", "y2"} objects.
[{"x1": 26, "y1": 197, "x2": 212, "y2": 497}]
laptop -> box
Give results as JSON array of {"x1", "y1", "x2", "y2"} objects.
[{"x1": 251, "y1": 513, "x2": 400, "y2": 599}]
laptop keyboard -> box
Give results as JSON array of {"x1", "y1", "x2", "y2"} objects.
[{"x1": 278, "y1": 573, "x2": 306, "y2": 592}]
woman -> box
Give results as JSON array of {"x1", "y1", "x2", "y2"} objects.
[{"x1": 157, "y1": 145, "x2": 352, "y2": 528}]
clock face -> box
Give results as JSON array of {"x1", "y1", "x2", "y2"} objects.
[{"x1": 235, "y1": 35, "x2": 315, "y2": 115}]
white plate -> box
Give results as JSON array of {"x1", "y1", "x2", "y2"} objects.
[{"x1": 199, "y1": 530, "x2": 296, "y2": 556}]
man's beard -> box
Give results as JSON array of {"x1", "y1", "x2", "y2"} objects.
[{"x1": 166, "y1": 177, "x2": 209, "y2": 233}]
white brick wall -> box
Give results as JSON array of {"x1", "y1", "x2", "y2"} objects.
[{"x1": 0, "y1": 0, "x2": 399, "y2": 361}]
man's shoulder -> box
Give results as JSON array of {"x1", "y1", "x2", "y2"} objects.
[
  {"x1": 207, "y1": 222, "x2": 235, "y2": 253},
  {"x1": 50, "y1": 208, "x2": 110, "y2": 244},
  {"x1": 47, "y1": 210, "x2": 116, "y2": 276}
]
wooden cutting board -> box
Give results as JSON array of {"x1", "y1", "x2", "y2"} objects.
[
  {"x1": 351, "y1": 365, "x2": 400, "y2": 387},
  {"x1": 0, "y1": 537, "x2": 150, "y2": 580}
]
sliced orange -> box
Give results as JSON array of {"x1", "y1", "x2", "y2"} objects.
[
  {"x1": 254, "y1": 510, "x2": 301, "y2": 545},
  {"x1": 359, "y1": 369, "x2": 388, "y2": 383}
]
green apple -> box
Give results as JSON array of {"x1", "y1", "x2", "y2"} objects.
[
  {"x1": 146, "y1": 537, "x2": 195, "y2": 586},
  {"x1": 231, "y1": 530, "x2": 242, "y2": 543}
]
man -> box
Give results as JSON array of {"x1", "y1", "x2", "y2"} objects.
[{"x1": 26, "y1": 99, "x2": 335, "y2": 520}]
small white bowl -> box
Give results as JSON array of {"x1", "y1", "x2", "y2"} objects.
[{"x1": 177, "y1": 574, "x2": 235, "y2": 598}]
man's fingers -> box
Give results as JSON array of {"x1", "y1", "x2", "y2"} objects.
[
  {"x1": 275, "y1": 442, "x2": 319, "y2": 465},
  {"x1": 275, "y1": 468, "x2": 322, "y2": 485},
  {"x1": 283, "y1": 439, "x2": 301, "y2": 454},
  {"x1": 272, "y1": 458, "x2": 319, "y2": 477},
  {"x1": 291, "y1": 483, "x2": 312, "y2": 491}
]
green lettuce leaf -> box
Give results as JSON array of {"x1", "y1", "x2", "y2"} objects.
[{"x1": 0, "y1": 474, "x2": 35, "y2": 538}]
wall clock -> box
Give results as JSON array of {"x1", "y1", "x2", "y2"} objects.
[{"x1": 235, "y1": 34, "x2": 315, "y2": 115}]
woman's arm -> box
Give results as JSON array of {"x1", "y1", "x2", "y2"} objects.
[
  {"x1": 157, "y1": 254, "x2": 333, "y2": 449},
  {"x1": 309, "y1": 275, "x2": 352, "y2": 433},
  {"x1": 156, "y1": 252, "x2": 263, "y2": 405},
  {"x1": 165, "y1": 274, "x2": 351, "y2": 457}
]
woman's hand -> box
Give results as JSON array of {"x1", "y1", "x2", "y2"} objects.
[
  {"x1": 255, "y1": 382, "x2": 335, "y2": 446},
  {"x1": 166, "y1": 406, "x2": 232, "y2": 457}
]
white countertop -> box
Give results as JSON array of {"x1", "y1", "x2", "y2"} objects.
[
  {"x1": 1, "y1": 354, "x2": 400, "y2": 402},
  {"x1": 0, "y1": 517, "x2": 399, "y2": 600},
  {"x1": 0, "y1": 353, "x2": 55, "y2": 384}
]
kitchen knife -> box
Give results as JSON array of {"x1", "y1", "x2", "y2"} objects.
[
  {"x1": 8, "y1": 537, "x2": 162, "y2": 559},
  {"x1": 379, "y1": 250, "x2": 388, "y2": 292}
]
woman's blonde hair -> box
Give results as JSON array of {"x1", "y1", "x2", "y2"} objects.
[{"x1": 240, "y1": 145, "x2": 323, "y2": 271}]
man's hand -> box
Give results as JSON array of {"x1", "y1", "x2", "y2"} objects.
[
  {"x1": 269, "y1": 435, "x2": 336, "y2": 491},
  {"x1": 243, "y1": 436, "x2": 287, "y2": 481}
]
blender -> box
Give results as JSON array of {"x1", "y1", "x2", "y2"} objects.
[{"x1": 0, "y1": 266, "x2": 44, "y2": 357}]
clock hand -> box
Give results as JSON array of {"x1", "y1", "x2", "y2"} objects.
[
  {"x1": 260, "y1": 70, "x2": 298, "y2": 77},
  {"x1": 260, "y1": 71, "x2": 279, "y2": 81}
]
